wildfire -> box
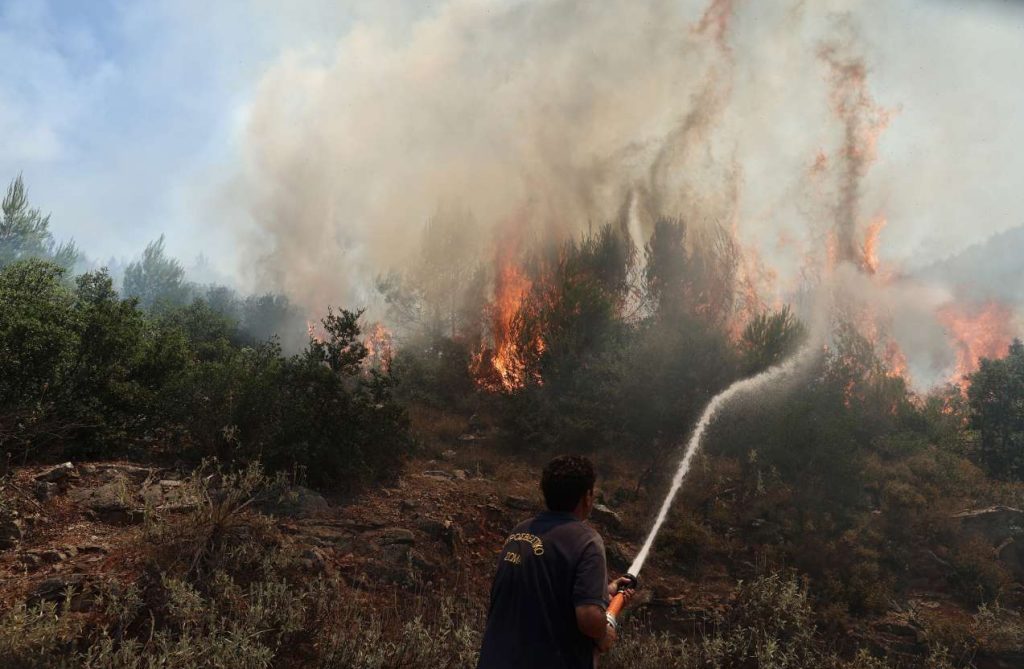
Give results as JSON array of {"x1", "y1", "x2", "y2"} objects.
[
  {"x1": 882, "y1": 339, "x2": 908, "y2": 380},
  {"x1": 364, "y1": 323, "x2": 394, "y2": 373},
  {"x1": 472, "y1": 257, "x2": 546, "y2": 392},
  {"x1": 307, "y1": 319, "x2": 325, "y2": 344},
  {"x1": 937, "y1": 301, "x2": 1015, "y2": 384},
  {"x1": 860, "y1": 215, "x2": 886, "y2": 275}
]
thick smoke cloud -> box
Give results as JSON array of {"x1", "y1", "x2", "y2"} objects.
[
  {"x1": 228, "y1": 0, "x2": 1024, "y2": 387},
  {"x1": 234, "y1": 0, "x2": 750, "y2": 309}
]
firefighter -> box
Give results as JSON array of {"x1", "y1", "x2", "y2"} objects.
[{"x1": 477, "y1": 455, "x2": 635, "y2": 668}]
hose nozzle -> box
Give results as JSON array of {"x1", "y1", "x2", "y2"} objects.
[{"x1": 605, "y1": 572, "x2": 638, "y2": 628}]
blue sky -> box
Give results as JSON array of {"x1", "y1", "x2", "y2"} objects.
[{"x1": 0, "y1": 0, "x2": 362, "y2": 277}]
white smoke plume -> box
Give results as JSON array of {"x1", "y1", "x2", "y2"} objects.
[{"x1": 227, "y1": 0, "x2": 1024, "y2": 387}]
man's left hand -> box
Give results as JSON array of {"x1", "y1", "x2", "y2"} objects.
[{"x1": 608, "y1": 577, "x2": 636, "y2": 608}]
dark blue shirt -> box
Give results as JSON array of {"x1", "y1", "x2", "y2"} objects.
[{"x1": 477, "y1": 512, "x2": 608, "y2": 669}]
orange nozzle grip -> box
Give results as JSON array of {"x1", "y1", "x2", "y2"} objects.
[{"x1": 607, "y1": 592, "x2": 626, "y2": 619}]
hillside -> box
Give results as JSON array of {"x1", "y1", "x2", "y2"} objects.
[
  {"x1": 2, "y1": 439, "x2": 1022, "y2": 668},
  {"x1": 915, "y1": 226, "x2": 1024, "y2": 305}
]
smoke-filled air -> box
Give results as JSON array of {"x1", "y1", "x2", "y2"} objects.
[
  {"x1": 230, "y1": 0, "x2": 1020, "y2": 390},
  {"x1": 2, "y1": 1, "x2": 1024, "y2": 667}
]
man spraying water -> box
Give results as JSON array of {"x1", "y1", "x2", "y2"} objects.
[
  {"x1": 477, "y1": 455, "x2": 636, "y2": 668},
  {"x1": 478, "y1": 343, "x2": 813, "y2": 667}
]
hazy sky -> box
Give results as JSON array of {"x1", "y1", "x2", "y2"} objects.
[{"x1": 2, "y1": 0, "x2": 1023, "y2": 288}]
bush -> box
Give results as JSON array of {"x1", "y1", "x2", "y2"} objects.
[
  {"x1": 605, "y1": 573, "x2": 921, "y2": 668},
  {"x1": 0, "y1": 260, "x2": 180, "y2": 459},
  {"x1": 159, "y1": 307, "x2": 411, "y2": 489},
  {"x1": 0, "y1": 461, "x2": 482, "y2": 669},
  {"x1": 1, "y1": 258, "x2": 411, "y2": 488},
  {"x1": 391, "y1": 335, "x2": 476, "y2": 410}
]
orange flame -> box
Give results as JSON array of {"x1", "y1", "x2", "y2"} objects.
[
  {"x1": 882, "y1": 339, "x2": 908, "y2": 380},
  {"x1": 937, "y1": 301, "x2": 1015, "y2": 384},
  {"x1": 364, "y1": 323, "x2": 394, "y2": 373},
  {"x1": 860, "y1": 215, "x2": 886, "y2": 275},
  {"x1": 472, "y1": 256, "x2": 545, "y2": 392}
]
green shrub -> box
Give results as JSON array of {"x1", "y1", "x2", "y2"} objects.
[{"x1": 0, "y1": 260, "x2": 178, "y2": 458}]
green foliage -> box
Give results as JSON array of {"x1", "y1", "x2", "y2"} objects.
[
  {"x1": 0, "y1": 260, "x2": 174, "y2": 456},
  {"x1": 605, "y1": 573, "x2": 924, "y2": 668},
  {"x1": 967, "y1": 339, "x2": 1024, "y2": 480},
  {"x1": 0, "y1": 259, "x2": 77, "y2": 406},
  {"x1": 123, "y1": 235, "x2": 192, "y2": 312},
  {"x1": 741, "y1": 305, "x2": 806, "y2": 373},
  {"x1": 309, "y1": 307, "x2": 367, "y2": 375},
  {"x1": 0, "y1": 175, "x2": 78, "y2": 270},
  {"x1": 158, "y1": 306, "x2": 411, "y2": 489},
  {"x1": 391, "y1": 335, "x2": 476, "y2": 409},
  {"x1": 0, "y1": 257, "x2": 409, "y2": 487},
  {"x1": 0, "y1": 462, "x2": 481, "y2": 668}
]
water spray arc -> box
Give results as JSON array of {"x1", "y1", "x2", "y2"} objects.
[{"x1": 606, "y1": 343, "x2": 815, "y2": 628}]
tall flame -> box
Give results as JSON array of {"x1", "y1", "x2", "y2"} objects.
[
  {"x1": 472, "y1": 255, "x2": 546, "y2": 392},
  {"x1": 364, "y1": 323, "x2": 394, "y2": 373},
  {"x1": 860, "y1": 215, "x2": 886, "y2": 275}
]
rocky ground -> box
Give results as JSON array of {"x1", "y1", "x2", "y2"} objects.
[{"x1": 1, "y1": 452, "x2": 1022, "y2": 667}]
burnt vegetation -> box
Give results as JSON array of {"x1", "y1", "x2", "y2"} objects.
[{"x1": 1, "y1": 175, "x2": 1023, "y2": 667}]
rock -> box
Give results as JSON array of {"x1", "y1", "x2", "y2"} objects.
[
  {"x1": 997, "y1": 538, "x2": 1024, "y2": 578},
  {"x1": 415, "y1": 517, "x2": 462, "y2": 551},
  {"x1": 77, "y1": 545, "x2": 107, "y2": 560},
  {"x1": 400, "y1": 499, "x2": 419, "y2": 512},
  {"x1": 422, "y1": 470, "x2": 455, "y2": 481},
  {"x1": 34, "y1": 462, "x2": 77, "y2": 484},
  {"x1": 299, "y1": 524, "x2": 357, "y2": 552},
  {"x1": 591, "y1": 503, "x2": 622, "y2": 529},
  {"x1": 504, "y1": 495, "x2": 534, "y2": 512},
  {"x1": 69, "y1": 482, "x2": 141, "y2": 525},
  {"x1": 415, "y1": 517, "x2": 448, "y2": 537},
  {"x1": 300, "y1": 547, "x2": 327, "y2": 571},
  {"x1": 28, "y1": 574, "x2": 89, "y2": 607},
  {"x1": 18, "y1": 552, "x2": 42, "y2": 569},
  {"x1": 0, "y1": 512, "x2": 23, "y2": 549},
  {"x1": 440, "y1": 449, "x2": 457, "y2": 461},
  {"x1": 89, "y1": 463, "x2": 154, "y2": 484},
  {"x1": 411, "y1": 549, "x2": 442, "y2": 576},
  {"x1": 33, "y1": 481, "x2": 59, "y2": 501},
  {"x1": 332, "y1": 515, "x2": 388, "y2": 530},
  {"x1": 20, "y1": 547, "x2": 77, "y2": 567},
  {"x1": 954, "y1": 505, "x2": 1024, "y2": 577},
  {"x1": 953, "y1": 505, "x2": 1024, "y2": 540},
  {"x1": 452, "y1": 469, "x2": 469, "y2": 481},
  {"x1": 606, "y1": 541, "x2": 632, "y2": 571},
  {"x1": 366, "y1": 543, "x2": 417, "y2": 586},
  {"x1": 141, "y1": 480, "x2": 196, "y2": 508},
  {"x1": 374, "y1": 527, "x2": 415, "y2": 546},
  {"x1": 874, "y1": 621, "x2": 920, "y2": 639},
  {"x1": 256, "y1": 485, "x2": 329, "y2": 518},
  {"x1": 43, "y1": 548, "x2": 76, "y2": 563}
]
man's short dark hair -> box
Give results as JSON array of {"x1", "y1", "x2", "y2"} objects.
[{"x1": 541, "y1": 455, "x2": 595, "y2": 512}]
